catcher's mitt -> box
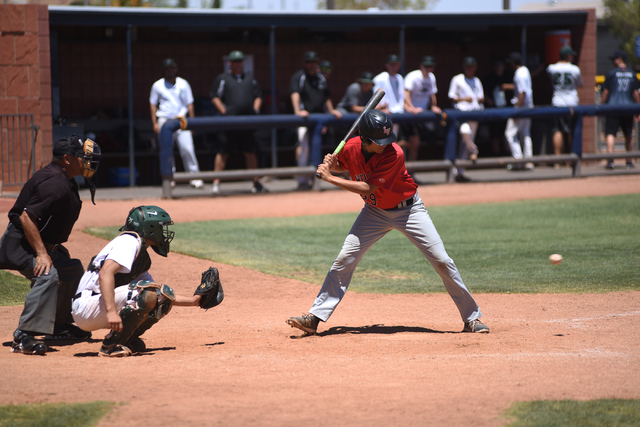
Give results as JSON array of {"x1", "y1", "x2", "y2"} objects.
[{"x1": 194, "y1": 267, "x2": 224, "y2": 310}]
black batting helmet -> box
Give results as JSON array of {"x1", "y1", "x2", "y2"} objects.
[{"x1": 358, "y1": 110, "x2": 397, "y2": 146}]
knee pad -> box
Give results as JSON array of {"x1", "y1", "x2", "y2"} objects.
[{"x1": 459, "y1": 123, "x2": 472, "y2": 135}]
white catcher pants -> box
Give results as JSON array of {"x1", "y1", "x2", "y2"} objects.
[
  {"x1": 158, "y1": 117, "x2": 201, "y2": 174},
  {"x1": 309, "y1": 194, "x2": 482, "y2": 323},
  {"x1": 71, "y1": 287, "x2": 138, "y2": 332}
]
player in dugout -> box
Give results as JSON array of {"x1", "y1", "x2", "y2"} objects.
[{"x1": 287, "y1": 110, "x2": 489, "y2": 336}]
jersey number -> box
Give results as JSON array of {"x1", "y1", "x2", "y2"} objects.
[
  {"x1": 361, "y1": 193, "x2": 378, "y2": 206},
  {"x1": 553, "y1": 72, "x2": 572, "y2": 88}
]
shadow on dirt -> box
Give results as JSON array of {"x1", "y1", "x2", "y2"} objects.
[{"x1": 318, "y1": 324, "x2": 454, "y2": 336}]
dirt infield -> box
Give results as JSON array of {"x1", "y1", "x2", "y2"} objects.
[{"x1": 1, "y1": 175, "x2": 640, "y2": 426}]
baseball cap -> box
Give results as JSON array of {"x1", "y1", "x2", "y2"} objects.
[
  {"x1": 609, "y1": 50, "x2": 627, "y2": 61},
  {"x1": 463, "y1": 56, "x2": 478, "y2": 66},
  {"x1": 228, "y1": 50, "x2": 244, "y2": 61},
  {"x1": 359, "y1": 71, "x2": 374, "y2": 84},
  {"x1": 559, "y1": 46, "x2": 577, "y2": 58},
  {"x1": 421, "y1": 56, "x2": 436, "y2": 67},
  {"x1": 386, "y1": 54, "x2": 400, "y2": 64},
  {"x1": 303, "y1": 51, "x2": 319, "y2": 62},
  {"x1": 53, "y1": 134, "x2": 85, "y2": 157},
  {"x1": 161, "y1": 58, "x2": 177, "y2": 69},
  {"x1": 507, "y1": 51, "x2": 522, "y2": 65},
  {"x1": 319, "y1": 60, "x2": 333, "y2": 73}
]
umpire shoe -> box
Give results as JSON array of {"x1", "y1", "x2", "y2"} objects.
[
  {"x1": 45, "y1": 323, "x2": 92, "y2": 341},
  {"x1": 286, "y1": 313, "x2": 320, "y2": 335},
  {"x1": 11, "y1": 330, "x2": 47, "y2": 355},
  {"x1": 463, "y1": 319, "x2": 490, "y2": 333},
  {"x1": 99, "y1": 343, "x2": 133, "y2": 358}
]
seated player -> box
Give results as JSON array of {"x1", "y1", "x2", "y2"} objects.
[{"x1": 71, "y1": 205, "x2": 223, "y2": 357}]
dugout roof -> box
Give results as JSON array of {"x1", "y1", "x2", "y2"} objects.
[{"x1": 49, "y1": 6, "x2": 588, "y2": 29}]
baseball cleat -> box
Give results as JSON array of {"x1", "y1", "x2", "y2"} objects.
[
  {"x1": 463, "y1": 319, "x2": 490, "y2": 333},
  {"x1": 99, "y1": 343, "x2": 133, "y2": 358},
  {"x1": 11, "y1": 330, "x2": 47, "y2": 355},
  {"x1": 286, "y1": 313, "x2": 320, "y2": 335}
]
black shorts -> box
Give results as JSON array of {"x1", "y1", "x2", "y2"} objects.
[
  {"x1": 216, "y1": 129, "x2": 259, "y2": 155},
  {"x1": 604, "y1": 115, "x2": 634, "y2": 138},
  {"x1": 552, "y1": 115, "x2": 577, "y2": 135}
]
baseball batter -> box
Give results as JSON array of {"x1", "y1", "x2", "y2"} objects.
[
  {"x1": 287, "y1": 110, "x2": 489, "y2": 336},
  {"x1": 72, "y1": 205, "x2": 223, "y2": 357}
]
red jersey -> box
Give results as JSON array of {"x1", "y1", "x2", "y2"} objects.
[{"x1": 336, "y1": 137, "x2": 417, "y2": 209}]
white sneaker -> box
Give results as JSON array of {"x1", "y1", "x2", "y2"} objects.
[
  {"x1": 524, "y1": 162, "x2": 534, "y2": 171},
  {"x1": 211, "y1": 183, "x2": 220, "y2": 194},
  {"x1": 170, "y1": 181, "x2": 176, "y2": 188},
  {"x1": 190, "y1": 179, "x2": 204, "y2": 189}
]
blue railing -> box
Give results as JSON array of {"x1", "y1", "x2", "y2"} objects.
[{"x1": 158, "y1": 104, "x2": 640, "y2": 179}]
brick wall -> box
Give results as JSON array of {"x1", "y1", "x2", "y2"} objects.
[{"x1": 0, "y1": 4, "x2": 52, "y2": 187}]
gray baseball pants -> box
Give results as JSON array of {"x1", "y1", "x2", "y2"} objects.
[{"x1": 309, "y1": 194, "x2": 482, "y2": 323}]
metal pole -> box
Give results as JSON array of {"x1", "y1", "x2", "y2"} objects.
[
  {"x1": 270, "y1": 25, "x2": 278, "y2": 168},
  {"x1": 521, "y1": 24, "x2": 527, "y2": 67},
  {"x1": 127, "y1": 25, "x2": 135, "y2": 188},
  {"x1": 503, "y1": 0, "x2": 510, "y2": 10},
  {"x1": 399, "y1": 25, "x2": 406, "y2": 76}
]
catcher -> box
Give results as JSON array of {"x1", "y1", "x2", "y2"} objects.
[{"x1": 71, "y1": 205, "x2": 223, "y2": 357}]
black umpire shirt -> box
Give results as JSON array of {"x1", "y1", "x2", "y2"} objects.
[
  {"x1": 289, "y1": 70, "x2": 331, "y2": 114},
  {"x1": 8, "y1": 162, "x2": 82, "y2": 245},
  {"x1": 210, "y1": 72, "x2": 262, "y2": 116}
]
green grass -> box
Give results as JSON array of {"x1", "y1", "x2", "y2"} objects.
[
  {"x1": 0, "y1": 270, "x2": 31, "y2": 306},
  {"x1": 85, "y1": 193, "x2": 640, "y2": 294},
  {"x1": 0, "y1": 401, "x2": 113, "y2": 427},
  {"x1": 503, "y1": 399, "x2": 640, "y2": 427}
]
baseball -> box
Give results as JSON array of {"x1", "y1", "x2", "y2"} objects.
[{"x1": 549, "y1": 254, "x2": 563, "y2": 265}]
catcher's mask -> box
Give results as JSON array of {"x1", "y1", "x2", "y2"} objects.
[
  {"x1": 120, "y1": 205, "x2": 175, "y2": 257},
  {"x1": 82, "y1": 138, "x2": 101, "y2": 205},
  {"x1": 358, "y1": 110, "x2": 397, "y2": 146}
]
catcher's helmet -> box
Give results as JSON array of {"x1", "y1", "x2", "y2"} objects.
[
  {"x1": 120, "y1": 206, "x2": 174, "y2": 257},
  {"x1": 358, "y1": 110, "x2": 397, "y2": 146}
]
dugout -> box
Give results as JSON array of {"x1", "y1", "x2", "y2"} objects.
[{"x1": 47, "y1": 6, "x2": 597, "y2": 187}]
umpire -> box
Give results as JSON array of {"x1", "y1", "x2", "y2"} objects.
[{"x1": 0, "y1": 135, "x2": 100, "y2": 355}]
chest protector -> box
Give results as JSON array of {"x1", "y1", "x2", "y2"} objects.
[{"x1": 87, "y1": 232, "x2": 152, "y2": 288}]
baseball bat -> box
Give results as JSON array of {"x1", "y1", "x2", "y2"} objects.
[{"x1": 315, "y1": 88, "x2": 386, "y2": 179}]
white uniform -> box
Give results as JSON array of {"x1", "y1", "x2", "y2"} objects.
[
  {"x1": 374, "y1": 71, "x2": 405, "y2": 114},
  {"x1": 448, "y1": 74, "x2": 484, "y2": 167},
  {"x1": 505, "y1": 66, "x2": 533, "y2": 160},
  {"x1": 71, "y1": 234, "x2": 152, "y2": 332},
  {"x1": 374, "y1": 71, "x2": 406, "y2": 137},
  {"x1": 546, "y1": 62, "x2": 582, "y2": 107},
  {"x1": 149, "y1": 77, "x2": 201, "y2": 176},
  {"x1": 404, "y1": 69, "x2": 437, "y2": 110}
]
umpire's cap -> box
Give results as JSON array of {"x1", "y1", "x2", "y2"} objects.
[
  {"x1": 53, "y1": 134, "x2": 85, "y2": 157},
  {"x1": 359, "y1": 110, "x2": 397, "y2": 146}
]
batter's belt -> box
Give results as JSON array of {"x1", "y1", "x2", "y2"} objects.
[{"x1": 385, "y1": 194, "x2": 416, "y2": 211}]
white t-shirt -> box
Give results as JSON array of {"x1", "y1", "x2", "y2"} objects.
[
  {"x1": 373, "y1": 71, "x2": 405, "y2": 114},
  {"x1": 546, "y1": 62, "x2": 583, "y2": 107},
  {"x1": 448, "y1": 74, "x2": 484, "y2": 111},
  {"x1": 404, "y1": 69, "x2": 438, "y2": 110},
  {"x1": 513, "y1": 66, "x2": 533, "y2": 108},
  {"x1": 76, "y1": 234, "x2": 153, "y2": 295},
  {"x1": 149, "y1": 77, "x2": 194, "y2": 119}
]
